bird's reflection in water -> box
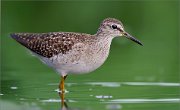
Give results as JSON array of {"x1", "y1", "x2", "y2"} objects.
[{"x1": 59, "y1": 92, "x2": 68, "y2": 110}]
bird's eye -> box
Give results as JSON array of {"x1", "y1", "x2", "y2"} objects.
[{"x1": 111, "y1": 25, "x2": 117, "y2": 29}]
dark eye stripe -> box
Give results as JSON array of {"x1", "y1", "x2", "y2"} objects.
[{"x1": 118, "y1": 28, "x2": 123, "y2": 32}]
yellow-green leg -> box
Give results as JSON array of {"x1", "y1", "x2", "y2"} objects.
[{"x1": 59, "y1": 75, "x2": 68, "y2": 93}]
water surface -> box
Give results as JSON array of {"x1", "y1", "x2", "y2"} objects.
[{"x1": 1, "y1": 75, "x2": 180, "y2": 110}]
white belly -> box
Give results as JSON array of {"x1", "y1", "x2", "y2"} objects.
[{"x1": 39, "y1": 48, "x2": 109, "y2": 76}]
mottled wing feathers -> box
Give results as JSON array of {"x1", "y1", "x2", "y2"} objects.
[{"x1": 11, "y1": 32, "x2": 86, "y2": 58}]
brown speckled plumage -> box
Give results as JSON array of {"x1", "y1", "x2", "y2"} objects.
[{"x1": 11, "y1": 32, "x2": 92, "y2": 58}]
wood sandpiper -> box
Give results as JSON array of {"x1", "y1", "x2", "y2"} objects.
[{"x1": 11, "y1": 18, "x2": 143, "y2": 93}]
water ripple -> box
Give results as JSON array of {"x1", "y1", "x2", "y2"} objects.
[
  {"x1": 122, "y1": 82, "x2": 180, "y2": 86},
  {"x1": 104, "y1": 98, "x2": 180, "y2": 103},
  {"x1": 85, "y1": 82, "x2": 120, "y2": 87},
  {"x1": 85, "y1": 82, "x2": 180, "y2": 87}
]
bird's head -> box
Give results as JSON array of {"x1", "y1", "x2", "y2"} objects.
[{"x1": 97, "y1": 18, "x2": 143, "y2": 46}]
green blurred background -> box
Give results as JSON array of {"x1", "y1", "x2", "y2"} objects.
[{"x1": 1, "y1": 1, "x2": 180, "y2": 110}]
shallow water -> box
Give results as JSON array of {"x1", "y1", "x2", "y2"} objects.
[{"x1": 1, "y1": 77, "x2": 180, "y2": 110}]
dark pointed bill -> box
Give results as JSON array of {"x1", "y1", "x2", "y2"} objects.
[{"x1": 123, "y1": 32, "x2": 143, "y2": 46}]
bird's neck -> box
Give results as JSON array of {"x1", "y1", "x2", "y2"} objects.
[
  {"x1": 95, "y1": 31, "x2": 114, "y2": 44},
  {"x1": 93, "y1": 33, "x2": 114, "y2": 56}
]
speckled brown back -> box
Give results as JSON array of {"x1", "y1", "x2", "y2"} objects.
[{"x1": 11, "y1": 32, "x2": 91, "y2": 58}]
